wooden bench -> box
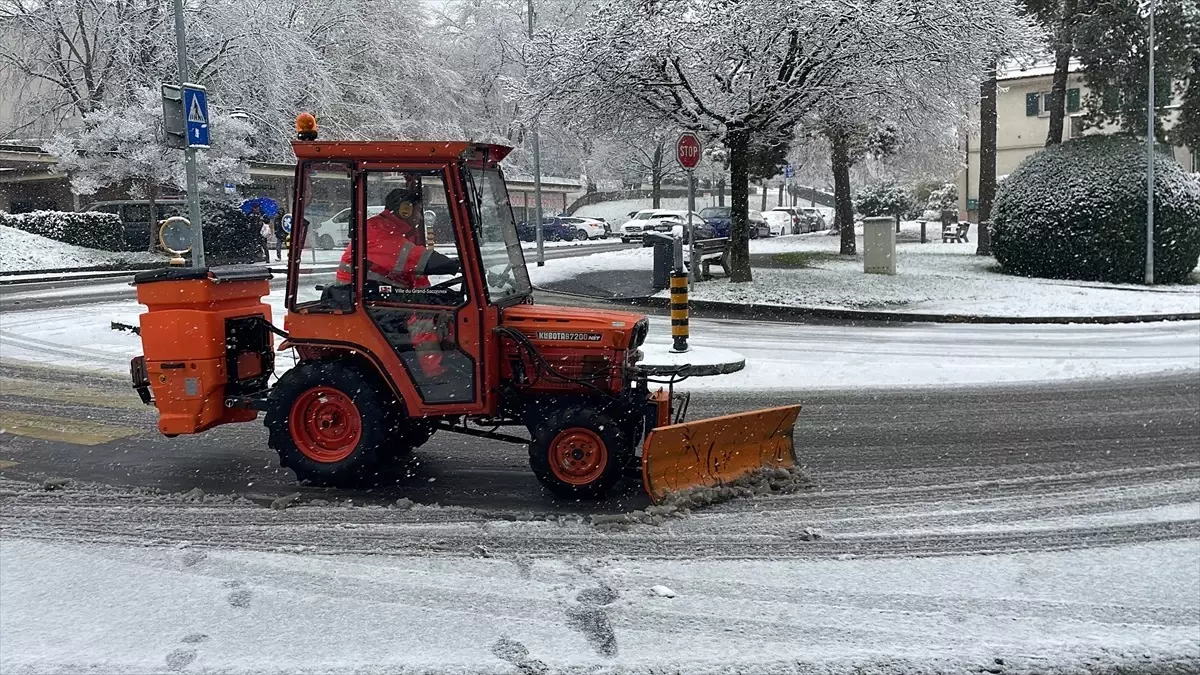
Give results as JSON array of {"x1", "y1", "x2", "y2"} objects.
[
  {"x1": 684, "y1": 237, "x2": 731, "y2": 279},
  {"x1": 941, "y1": 222, "x2": 970, "y2": 243}
]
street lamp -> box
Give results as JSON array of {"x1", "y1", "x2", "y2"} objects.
[
  {"x1": 1143, "y1": 0, "x2": 1156, "y2": 284},
  {"x1": 527, "y1": 0, "x2": 544, "y2": 267}
]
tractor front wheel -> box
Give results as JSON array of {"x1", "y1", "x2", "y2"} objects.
[
  {"x1": 529, "y1": 405, "x2": 630, "y2": 499},
  {"x1": 266, "y1": 361, "x2": 397, "y2": 486}
]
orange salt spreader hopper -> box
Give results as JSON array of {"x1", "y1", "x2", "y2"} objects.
[{"x1": 128, "y1": 116, "x2": 798, "y2": 502}]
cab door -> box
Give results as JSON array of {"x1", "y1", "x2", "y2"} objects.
[{"x1": 357, "y1": 167, "x2": 484, "y2": 407}]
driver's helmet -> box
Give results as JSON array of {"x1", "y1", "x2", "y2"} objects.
[{"x1": 385, "y1": 187, "x2": 422, "y2": 214}]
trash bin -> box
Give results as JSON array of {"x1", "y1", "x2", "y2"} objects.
[{"x1": 646, "y1": 232, "x2": 675, "y2": 290}]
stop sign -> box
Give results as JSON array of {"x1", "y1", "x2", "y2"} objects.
[{"x1": 676, "y1": 132, "x2": 702, "y2": 170}]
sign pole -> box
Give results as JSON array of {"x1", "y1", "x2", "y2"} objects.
[
  {"x1": 675, "y1": 131, "x2": 703, "y2": 288},
  {"x1": 687, "y1": 169, "x2": 697, "y2": 288},
  {"x1": 173, "y1": 0, "x2": 205, "y2": 268}
]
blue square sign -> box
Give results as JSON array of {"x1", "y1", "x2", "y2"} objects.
[{"x1": 182, "y1": 84, "x2": 210, "y2": 148}]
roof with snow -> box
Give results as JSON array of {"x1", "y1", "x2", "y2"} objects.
[{"x1": 998, "y1": 60, "x2": 1080, "y2": 82}]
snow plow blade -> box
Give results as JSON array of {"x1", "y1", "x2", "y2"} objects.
[{"x1": 641, "y1": 405, "x2": 801, "y2": 503}]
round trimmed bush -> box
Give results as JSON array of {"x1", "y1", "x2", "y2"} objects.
[{"x1": 991, "y1": 135, "x2": 1200, "y2": 284}]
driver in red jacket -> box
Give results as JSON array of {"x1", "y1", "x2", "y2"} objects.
[{"x1": 335, "y1": 187, "x2": 460, "y2": 377}]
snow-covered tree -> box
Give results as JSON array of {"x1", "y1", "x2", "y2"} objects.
[
  {"x1": 45, "y1": 87, "x2": 253, "y2": 250},
  {"x1": 524, "y1": 0, "x2": 1032, "y2": 281},
  {"x1": 854, "y1": 181, "x2": 917, "y2": 232}
]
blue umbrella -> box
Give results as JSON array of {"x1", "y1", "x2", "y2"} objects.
[{"x1": 240, "y1": 197, "x2": 279, "y2": 218}]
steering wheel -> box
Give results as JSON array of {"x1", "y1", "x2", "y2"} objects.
[
  {"x1": 430, "y1": 276, "x2": 465, "y2": 290},
  {"x1": 488, "y1": 263, "x2": 514, "y2": 288}
]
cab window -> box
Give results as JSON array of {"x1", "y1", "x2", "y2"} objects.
[{"x1": 361, "y1": 171, "x2": 465, "y2": 307}]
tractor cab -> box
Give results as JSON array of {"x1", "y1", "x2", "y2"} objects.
[
  {"x1": 284, "y1": 141, "x2": 535, "y2": 410},
  {"x1": 128, "y1": 120, "x2": 799, "y2": 503}
]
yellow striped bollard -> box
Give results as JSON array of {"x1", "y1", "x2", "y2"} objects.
[{"x1": 669, "y1": 270, "x2": 689, "y2": 352}]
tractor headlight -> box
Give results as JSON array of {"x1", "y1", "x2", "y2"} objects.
[{"x1": 632, "y1": 318, "x2": 649, "y2": 348}]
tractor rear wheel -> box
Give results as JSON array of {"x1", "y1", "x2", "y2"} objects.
[
  {"x1": 528, "y1": 405, "x2": 630, "y2": 499},
  {"x1": 266, "y1": 361, "x2": 398, "y2": 486}
]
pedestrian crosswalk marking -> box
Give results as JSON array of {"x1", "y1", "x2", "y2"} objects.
[{"x1": 0, "y1": 410, "x2": 140, "y2": 446}]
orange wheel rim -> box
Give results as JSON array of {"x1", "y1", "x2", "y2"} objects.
[
  {"x1": 548, "y1": 428, "x2": 608, "y2": 485},
  {"x1": 289, "y1": 386, "x2": 361, "y2": 463}
]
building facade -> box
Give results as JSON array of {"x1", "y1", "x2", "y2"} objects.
[
  {"x1": 959, "y1": 64, "x2": 1196, "y2": 221},
  {"x1": 0, "y1": 145, "x2": 582, "y2": 217}
]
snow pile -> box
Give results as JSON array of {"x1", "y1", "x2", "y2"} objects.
[
  {"x1": 0, "y1": 225, "x2": 160, "y2": 273},
  {"x1": 592, "y1": 466, "x2": 812, "y2": 529},
  {"x1": 674, "y1": 229, "x2": 1200, "y2": 318}
]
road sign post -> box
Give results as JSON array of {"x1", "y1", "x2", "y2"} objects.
[
  {"x1": 676, "y1": 132, "x2": 703, "y2": 287},
  {"x1": 173, "y1": 0, "x2": 206, "y2": 268}
]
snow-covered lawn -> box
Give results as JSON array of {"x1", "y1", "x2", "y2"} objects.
[
  {"x1": 2, "y1": 295, "x2": 1197, "y2": 390},
  {"x1": 676, "y1": 224, "x2": 1200, "y2": 318},
  {"x1": 0, "y1": 226, "x2": 163, "y2": 273},
  {"x1": 527, "y1": 246, "x2": 653, "y2": 286}
]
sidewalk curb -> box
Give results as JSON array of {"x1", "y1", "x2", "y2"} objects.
[{"x1": 536, "y1": 288, "x2": 1200, "y2": 325}]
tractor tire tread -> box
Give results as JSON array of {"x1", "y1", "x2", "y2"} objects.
[
  {"x1": 528, "y1": 403, "x2": 630, "y2": 500},
  {"x1": 265, "y1": 360, "x2": 399, "y2": 487}
]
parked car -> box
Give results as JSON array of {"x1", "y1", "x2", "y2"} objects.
[
  {"x1": 762, "y1": 209, "x2": 793, "y2": 237},
  {"x1": 771, "y1": 206, "x2": 825, "y2": 234},
  {"x1": 310, "y1": 205, "x2": 385, "y2": 249},
  {"x1": 697, "y1": 206, "x2": 770, "y2": 238},
  {"x1": 618, "y1": 209, "x2": 664, "y2": 243},
  {"x1": 698, "y1": 206, "x2": 732, "y2": 237},
  {"x1": 800, "y1": 207, "x2": 829, "y2": 231},
  {"x1": 517, "y1": 217, "x2": 577, "y2": 242},
  {"x1": 651, "y1": 211, "x2": 713, "y2": 245},
  {"x1": 556, "y1": 216, "x2": 607, "y2": 240},
  {"x1": 748, "y1": 210, "x2": 771, "y2": 238},
  {"x1": 84, "y1": 199, "x2": 187, "y2": 250}
]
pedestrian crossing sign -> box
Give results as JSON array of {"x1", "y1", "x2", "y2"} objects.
[{"x1": 182, "y1": 84, "x2": 210, "y2": 148}]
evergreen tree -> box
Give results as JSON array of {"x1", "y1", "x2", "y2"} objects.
[{"x1": 1073, "y1": 0, "x2": 1199, "y2": 139}]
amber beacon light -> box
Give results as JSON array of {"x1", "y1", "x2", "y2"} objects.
[{"x1": 295, "y1": 113, "x2": 318, "y2": 141}]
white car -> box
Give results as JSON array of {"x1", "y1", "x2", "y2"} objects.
[
  {"x1": 557, "y1": 216, "x2": 607, "y2": 240},
  {"x1": 310, "y1": 205, "x2": 385, "y2": 249},
  {"x1": 762, "y1": 210, "x2": 792, "y2": 237},
  {"x1": 651, "y1": 210, "x2": 712, "y2": 244},
  {"x1": 619, "y1": 209, "x2": 662, "y2": 243}
]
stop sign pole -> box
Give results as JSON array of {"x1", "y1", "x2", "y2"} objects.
[{"x1": 677, "y1": 132, "x2": 703, "y2": 285}]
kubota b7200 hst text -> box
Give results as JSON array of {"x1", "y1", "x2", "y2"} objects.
[{"x1": 128, "y1": 115, "x2": 799, "y2": 501}]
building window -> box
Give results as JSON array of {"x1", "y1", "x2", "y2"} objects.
[{"x1": 1027, "y1": 88, "x2": 1082, "y2": 117}]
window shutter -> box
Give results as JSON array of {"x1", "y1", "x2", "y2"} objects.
[
  {"x1": 1067, "y1": 88, "x2": 1081, "y2": 112},
  {"x1": 1026, "y1": 92, "x2": 1040, "y2": 117}
]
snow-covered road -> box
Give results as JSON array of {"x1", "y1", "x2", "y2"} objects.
[
  {"x1": 1, "y1": 297, "x2": 1197, "y2": 390},
  {"x1": 2, "y1": 471, "x2": 1197, "y2": 674}
]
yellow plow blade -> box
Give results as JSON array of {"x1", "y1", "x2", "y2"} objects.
[{"x1": 641, "y1": 404, "x2": 801, "y2": 503}]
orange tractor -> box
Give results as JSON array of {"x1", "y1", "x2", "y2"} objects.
[{"x1": 129, "y1": 122, "x2": 799, "y2": 501}]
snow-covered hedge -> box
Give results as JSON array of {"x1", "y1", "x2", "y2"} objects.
[
  {"x1": 853, "y1": 183, "x2": 916, "y2": 219},
  {"x1": 200, "y1": 200, "x2": 265, "y2": 263},
  {"x1": 992, "y1": 136, "x2": 1200, "y2": 284},
  {"x1": 0, "y1": 210, "x2": 124, "y2": 251}
]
